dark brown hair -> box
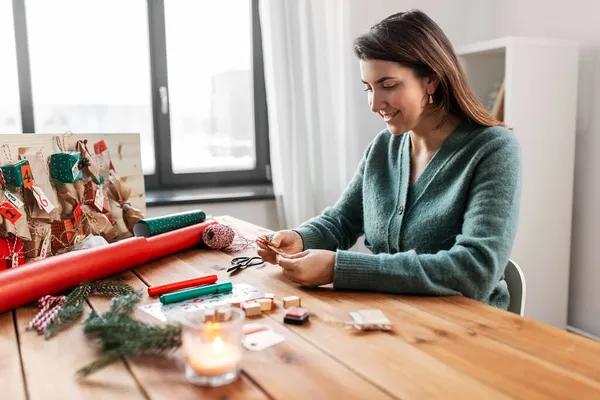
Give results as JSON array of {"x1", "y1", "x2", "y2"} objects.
[{"x1": 353, "y1": 10, "x2": 504, "y2": 127}]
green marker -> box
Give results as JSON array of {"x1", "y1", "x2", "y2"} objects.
[{"x1": 160, "y1": 282, "x2": 233, "y2": 305}]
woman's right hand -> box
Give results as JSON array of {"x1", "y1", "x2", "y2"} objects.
[{"x1": 257, "y1": 230, "x2": 304, "y2": 265}]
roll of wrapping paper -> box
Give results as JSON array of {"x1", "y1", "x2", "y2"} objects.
[
  {"x1": 0, "y1": 220, "x2": 217, "y2": 313},
  {"x1": 133, "y1": 209, "x2": 207, "y2": 237}
]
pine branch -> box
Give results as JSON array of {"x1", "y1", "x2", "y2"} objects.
[
  {"x1": 44, "y1": 281, "x2": 135, "y2": 339},
  {"x1": 77, "y1": 291, "x2": 182, "y2": 378},
  {"x1": 44, "y1": 282, "x2": 94, "y2": 338}
]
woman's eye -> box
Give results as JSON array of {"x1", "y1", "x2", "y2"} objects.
[
  {"x1": 364, "y1": 87, "x2": 372, "y2": 92},
  {"x1": 383, "y1": 84, "x2": 396, "y2": 90}
]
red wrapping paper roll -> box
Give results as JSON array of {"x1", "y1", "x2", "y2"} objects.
[{"x1": 0, "y1": 220, "x2": 217, "y2": 313}]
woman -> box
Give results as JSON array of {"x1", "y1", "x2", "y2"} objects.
[{"x1": 257, "y1": 10, "x2": 521, "y2": 309}]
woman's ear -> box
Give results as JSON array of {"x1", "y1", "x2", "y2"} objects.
[{"x1": 425, "y1": 75, "x2": 440, "y2": 95}]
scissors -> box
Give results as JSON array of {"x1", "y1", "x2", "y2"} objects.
[{"x1": 227, "y1": 256, "x2": 265, "y2": 273}]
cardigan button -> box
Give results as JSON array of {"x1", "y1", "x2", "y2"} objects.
[{"x1": 398, "y1": 205, "x2": 404, "y2": 215}]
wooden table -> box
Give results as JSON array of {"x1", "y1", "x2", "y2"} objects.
[{"x1": 2, "y1": 217, "x2": 600, "y2": 399}]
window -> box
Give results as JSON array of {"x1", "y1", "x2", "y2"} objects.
[
  {"x1": 26, "y1": 0, "x2": 155, "y2": 174},
  {"x1": 0, "y1": 0, "x2": 21, "y2": 133},
  {"x1": 5, "y1": 0, "x2": 269, "y2": 189},
  {"x1": 164, "y1": 1, "x2": 256, "y2": 175}
]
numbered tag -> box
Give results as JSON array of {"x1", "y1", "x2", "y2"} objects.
[
  {"x1": 94, "y1": 140, "x2": 108, "y2": 154},
  {"x1": 31, "y1": 186, "x2": 56, "y2": 213},
  {"x1": 20, "y1": 164, "x2": 34, "y2": 188},
  {"x1": 73, "y1": 203, "x2": 82, "y2": 225},
  {"x1": 0, "y1": 201, "x2": 22, "y2": 224},
  {"x1": 4, "y1": 191, "x2": 24, "y2": 209},
  {"x1": 12, "y1": 252, "x2": 19, "y2": 268},
  {"x1": 39, "y1": 227, "x2": 51, "y2": 259},
  {"x1": 72, "y1": 162, "x2": 80, "y2": 180},
  {"x1": 94, "y1": 187, "x2": 104, "y2": 211}
]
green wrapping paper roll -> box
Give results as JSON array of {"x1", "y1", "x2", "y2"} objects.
[{"x1": 133, "y1": 209, "x2": 207, "y2": 237}]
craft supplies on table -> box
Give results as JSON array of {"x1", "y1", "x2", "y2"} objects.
[{"x1": 139, "y1": 283, "x2": 265, "y2": 323}]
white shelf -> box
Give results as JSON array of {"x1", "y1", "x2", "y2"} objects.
[
  {"x1": 458, "y1": 37, "x2": 580, "y2": 328},
  {"x1": 456, "y1": 36, "x2": 578, "y2": 56}
]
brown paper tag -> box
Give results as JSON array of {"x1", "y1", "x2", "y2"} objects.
[
  {"x1": 1, "y1": 192, "x2": 30, "y2": 241},
  {"x1": 20, "y1": 153, "x2": 60, "y2": 220},
  {"x1": 31, "y1": 186, "x2": 56, "y2": 213},
  {"x1": 4, "y1": 191, "x2": 24, "y2": 209},
  {"x1": 39, "y1": 226, "x2": 51, "y2": 259},
  {"x1": 12, "y1": 251, "x2": 18, "y2": 268}
]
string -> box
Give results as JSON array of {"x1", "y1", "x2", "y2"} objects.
[
  {"x1": 1, "y1": 144, "x2": 13, "y2": 164},
  {"x1": 216, "y1": 216, "x2": 255, "y2": 252}
]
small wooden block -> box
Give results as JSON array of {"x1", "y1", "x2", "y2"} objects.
[
  {"x1": 282, "y1": 295, "x2": 301, "y2": 308},
  {"x1": 257, "y1": 298, "x2": 273, "y2": 312},
  {"x1": 216, "y1": 307, "x2": 232, "y2": 322},
  {"x1": 204, "y1": 309, "x2": 215, "y2": 322},
  {"x1": 242, "y1": 302, "x2": 262, "y2": 317},
  {"x1": 228, "y1": 299, "x2": 243, "y2": 308}
]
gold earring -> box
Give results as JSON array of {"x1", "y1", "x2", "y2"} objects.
[{"x1": 428, "y1": 94, "x2": 433, "y2": 104}]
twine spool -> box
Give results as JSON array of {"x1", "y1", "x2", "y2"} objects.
[{"x1": 201, "y1": 223, "x2": 235, "y2": 249}]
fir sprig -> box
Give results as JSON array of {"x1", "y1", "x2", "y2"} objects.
[
  {"x1": 44, "y1": 280, "x2": 135, "y2": 338},
  {"x1": 77, "y1": 292, "x2": 182, "y2": 377}
]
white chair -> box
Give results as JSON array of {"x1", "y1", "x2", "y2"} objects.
[{"x1": 504, "y1": 259, "x2": 526, "y2": 316}]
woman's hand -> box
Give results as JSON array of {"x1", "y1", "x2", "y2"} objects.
[
  {"x1": 277, "y1": 250, "x2": 336, "y2": 287},
  {"x1": 257, "y1": 230, "x2": 304, "y2": 264}
]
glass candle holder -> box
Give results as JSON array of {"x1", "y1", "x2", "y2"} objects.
[{"x1": 180, "y1": 307, "x2": 245, "y2": 387}]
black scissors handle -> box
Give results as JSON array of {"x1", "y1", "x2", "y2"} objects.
[{"x1": 227, "y1": 256, "x2": 264, "y2": 272}]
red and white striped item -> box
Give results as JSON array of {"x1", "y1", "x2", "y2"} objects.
[{"x1": 26, "y1": 295, "x2": 66, "y2": 334}]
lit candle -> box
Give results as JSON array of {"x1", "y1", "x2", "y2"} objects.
[{"x1": 186, "y1": 335, "x2": 243, "y2": 377}]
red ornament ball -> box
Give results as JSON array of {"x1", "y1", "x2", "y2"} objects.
[{"x1": 202, "y1": 223, "x2": 235, "y2": 249}]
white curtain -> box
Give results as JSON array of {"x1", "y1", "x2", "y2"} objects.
[{"x1": 259, "y1": 0, "x2": 365, "y2": 229}]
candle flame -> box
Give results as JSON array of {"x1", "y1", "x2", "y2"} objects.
[{"x1": 212, "y1": 336, "x2": 225, "y2": 352}]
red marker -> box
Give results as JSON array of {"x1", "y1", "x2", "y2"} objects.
[{"x1": 147, "y1": 275, "x2": 218, "y2": 297}]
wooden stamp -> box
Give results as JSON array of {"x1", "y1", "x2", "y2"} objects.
[
  {"x1": 228, "y1": 299, "x2": 243, "y2": 308},
  {"x1": 282, "y1": 295, "x2": 301, "y2": 308},
  {"x1": 216, "y1": 307, "x2": 232, "y2": 322},
  {"x1": 204, "y1": 308, "x2": 216, "y2": 322},
  {"x1": 242, "y1": 302, "x2": 262, "y2": 317},
  {"x1": 257, "y1": 298, "x2": 273, "y2": 312}
]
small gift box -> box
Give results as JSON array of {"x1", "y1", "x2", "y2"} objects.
[
  {"x1": 1, "y1": 160, "x2": 34, "y2": 188},
  {"x1": 50, "y1": 219, "x2": 81, "y2": 250},
  {"x1": 49, "y1": 152, "x2": 83, "y2": 183},
  {"x1": 23, "y1": 222, "x2": 51, "y2": 260},
  {"x1": 83, "y1": 181, "x2": 104, "y2": 212},
  {"x1": 0, "y1": 236, "x2": 24, "y2": 270}
]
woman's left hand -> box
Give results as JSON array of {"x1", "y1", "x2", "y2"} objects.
[{"x1": 277, "y1": 250, "x2": 336, "y2": 287}]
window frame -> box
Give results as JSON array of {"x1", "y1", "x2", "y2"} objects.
[{"x1": 11, "y1": 0, "x2": 270, "y2": 190}]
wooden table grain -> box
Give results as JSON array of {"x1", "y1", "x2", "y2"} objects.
[{"x1": 2, "y1": 216, "x2": 600, "y2": 400}]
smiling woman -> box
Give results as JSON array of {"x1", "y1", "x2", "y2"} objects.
[{"x1": 257, "y1": 9, "x2": 521, "y2": 311}]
